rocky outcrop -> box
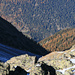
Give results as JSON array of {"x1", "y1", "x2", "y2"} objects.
[
  {"x1": 6, "y1": 54, "x2": 56, "y2": 75},
  {"x1": 0, "y1": 62, "x2": 10, "y2": 75},
  {"x1": 38, "y1": 45, "x2": 75, "y2": 75},
  {"x1": 29, "y1": 62, "x2": 56, "y2": 75},
  {"x1": 6, "y1": 54, "x2": 37, "y2": 72},
  {"x1": 0, "y1": 45, "x2": 75, "y2": 75},
  {"x1": 0, "y1": 62, "x2": 27, "y2": 75}
]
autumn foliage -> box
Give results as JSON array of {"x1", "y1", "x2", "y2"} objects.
[
  {"x1": 39, "y1": 28, "x2": 75, "y2": 52},
  {"x1": 0, "y1": 0, "x2": 75, "y2": 41}
]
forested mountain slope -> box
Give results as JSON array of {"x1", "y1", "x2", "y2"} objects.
[
  {"x1": 0, "y1": 0, "x2": 75, "y2": 41},
  {"x1": 0, "y1": 17, "x2": 49, "y2": 55},
  {"x1": 39, "y1": 28, "x2": 75, "y2": 52}
]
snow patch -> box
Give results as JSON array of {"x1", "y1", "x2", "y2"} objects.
[
  {"x1": 71, "y1": 49, "x2": 75, "y2": 52},
  {"x1": 57, "y1": 51, "x2": 63, "y2": 53},
  {"x1": 14, "y1": 66, "x2": 17, "y2": 68},
  {"x1": 70, "y1": 59, "x2": 75, "y2": 64},
  {"x1": 68, "y1": 57, "x2": 71, "y2": 59},
  {"x1": 36, "y1": 64, "x2": 41, "y2": 67},
  {"x1": 26, "y1": 68, "x2": 31, "y2": 72},
  {"x1": 57, "y1": 65, "x2": 75, "y2": 74}
]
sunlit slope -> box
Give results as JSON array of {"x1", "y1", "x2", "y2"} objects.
[{"x1": 39, "y1": 28, "x2": 75, "y2": 52}]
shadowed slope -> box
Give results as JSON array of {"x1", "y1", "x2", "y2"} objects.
[
  {"x1": 0, "y1": 43, "x2": 41, "y2": 62},
  {"x1": 0, "y1": 0, "x2": 75, "y2": 41},
  {"x1": 0, "y1": 17, "x2": 49, "y2": 55}
]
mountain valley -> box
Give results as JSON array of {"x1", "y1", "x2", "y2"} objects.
[
  {"x1": 0, "y1": 0, "x2": 75, "y2": 41},
  {"x1": 0, "y1": 0, "x2": 75, "y2": 74},
  {"x1": 0, "y1": 17, "x2": 75, "y2": 75}
]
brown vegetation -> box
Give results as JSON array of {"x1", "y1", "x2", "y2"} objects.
[
  {"x1": 0, "y1": 0, "x2": 75, "y2": 41},
  {"x1": 39, "y1": 28, "x2": 75, "y2": 52}
]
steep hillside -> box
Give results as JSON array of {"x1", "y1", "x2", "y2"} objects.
[
  {"x1": 0, "y1": 0, "x2": 75, "y2": 41},
  {"x1": 39, "y1": 28, "x2": 75, "y2": 52},
  {"x1": 38, "y1": 45, "x2": 75, "y2": 75},
  {"x1": 1, "y1": 45, "x2": 75, "y2": 75},
  {"x1": 0, "y1": 17, "x2": 49, "y2": 55}
]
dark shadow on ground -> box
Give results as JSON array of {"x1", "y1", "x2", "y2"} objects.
[
  {"x1": 8, "y1": 66, "x2": 27, "y2": 75},
  {"x1": 0, "y1": 16, "x2": 49, "y2": 56},
  {"x1": 41, "y1": 62, "x2": 56, "y2": 75}
]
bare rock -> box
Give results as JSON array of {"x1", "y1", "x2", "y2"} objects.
[
  {"x1": 6, "y1": 54, "x2": 37, "y2": 72},
  {"x1": 0, "y1": 62, "x2": 10, "y2": 75}
]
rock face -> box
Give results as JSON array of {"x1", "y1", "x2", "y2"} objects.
[
  {"x1": 29, "y1": 62, "x2": 56, "y2": 75},
  {"x1": 0, "y1": 62, "x2": 27, "y2": 75},
  {"x1": 38, "y1": 45, "x2": 75, "y2": 75},
  {"x1": 6, "y1": 54, "x2": 56, "y2": 75},
  {"x1": 6, "y1": 54, "x2": 37, "y2": 72},
  {"x1": 0, "y1": 45, "x2": 75, "y2": 75},
  {"x1": 0, "y1": 62, "x2": 10, "y2": 75}
]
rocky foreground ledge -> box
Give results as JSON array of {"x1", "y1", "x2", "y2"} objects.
[{"x1": 0, "y1": 45, "x2": 75, "y2": 75}]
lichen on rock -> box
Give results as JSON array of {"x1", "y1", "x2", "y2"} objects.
[
  {"x1": 0, "y1": 62, "x2": 10, "y2": 75},
  {"x1": 6, "y1": 54, "x2": 37, "y2": 72}
]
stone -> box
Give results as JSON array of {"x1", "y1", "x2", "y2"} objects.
[
  {"x1": 0, "y1": 62, "x2": 10, "y2": 75},
  {"x1": 30, "y1": 62, "x2": 56, "y2": 75},
  {"x1": 6, "y1": 54, "x2": 37, "y2": 72},
  {"x1": 9, "y1": 66, "x2": 27, "y2": 75}
]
